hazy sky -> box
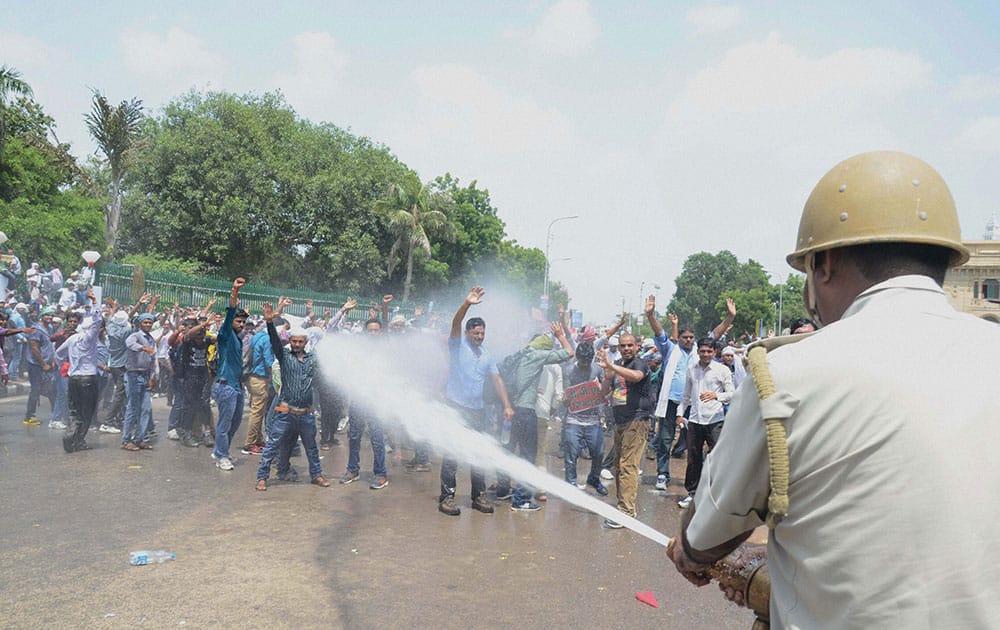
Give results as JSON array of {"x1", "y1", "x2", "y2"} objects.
[{"x1": 4, "y1": 1, "x2": 1000, "y2": 321}]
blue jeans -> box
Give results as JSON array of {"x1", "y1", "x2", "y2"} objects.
[
  {"x1": 347, "y1": 407, "x2": 386, "y2": 477},
  {"x1": 563, "y1": 422, "x2": 604, "y2": 486},
  {"x1": 212, "y1": 381, "x2": 244, "y2": 459},
  {"x1": 257, "y1": 411, "x2": 322, "y2": 481},
  {"x1": 52, "y1": 372, "x2": 69, "y2": 422},
  {"x1": 123, "y1": 371, "x2": 151, "y2": 444},
  {"x1": 8, "y1": 341, "x2": 24, "y2": 378},
  {"x1": 497, "y1": 406, "x2": 537, "y2": 505}
]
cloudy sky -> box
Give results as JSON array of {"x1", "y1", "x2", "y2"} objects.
[{"x1": 4, "y1": 1, "x2": 1000, "y2": 321}]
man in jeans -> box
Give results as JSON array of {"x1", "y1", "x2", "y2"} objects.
[
  {"x1": 438, "y1": 286, "x2": 515, "y2": 517},
  {"x1": 102, "y1": 297, "x2": 147, "y2": 434},
  {"x1": 122, "y1": 313, "x2": 157, "y2": 450},
  {"x1": 597, "y1": 332, "x2": 653, "y2": 528},
  {"x1": 212, "y1": 277, "x2": 247, "y2": 471},
  {"x1": 675, "y1": 337, "x2": 733, "y2": 508},
  {"x1": 23, "y1": 307, "x2": 57, "y2": 426},
  {"x1": 255, "y1": 298, "x2": 330, "y2": 490},
  {"x1": 561, "y1": 341, "x2": 609, "y2": 496},
  {"x1": 494, "y1": 322, "x2": 573, "y2": 512}
]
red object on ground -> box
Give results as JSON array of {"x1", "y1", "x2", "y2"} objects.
[{"x1": 635, "y1": 591, "x2": 659, "y2": 608}]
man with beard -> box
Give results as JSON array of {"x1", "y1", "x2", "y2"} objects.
[
  {"x1": 55, "y1": 293, "x2": 104, "y2": 452},
  {"x1": 23, "y1": 307, "x2": 57, "y2": 426}
]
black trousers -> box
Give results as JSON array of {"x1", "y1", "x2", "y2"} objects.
[
  {"x1": 439, "y1": 404, "x2": 487, "y2": 501},
  {"x1": 684, "y1": 420, "x2": 724, "y2": 495},
  {"x1": 102, "y1": 366, "x2": 126, "y2": 428},
  {"x1": 65, "y1": 375, "x2": 99, "y2": 452}
]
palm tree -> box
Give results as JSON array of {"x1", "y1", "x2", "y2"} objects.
[
  {"x1": 0, "y1": 65, "x2": 34, "y2": 171},
  {"x1": 374, "y1": 177, "x2": 456, "y2": 302},
  {"x1": 85, "y1": 90, "x2": 144, "y2": 260}
]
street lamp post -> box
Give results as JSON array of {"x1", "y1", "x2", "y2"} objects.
[{"x1": 543, "y1": 215, "x2": 578, "y2": 307}]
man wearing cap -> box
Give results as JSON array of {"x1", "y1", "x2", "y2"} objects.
[
  {"x1": 8, "y1": 303, "x2": 30, "y2": 381},
  {"x1": 101, "y1": 297, "x2": 147, "y2": 434},
  {"x1": 255, "y1": 298, "x2": 330, "y2": 490},
  {"x1": 23, "y1": 307, "x2": 57, "y2": 426},
  {"x1": 122, "y1": 313, "x2": 157, "y2": 450},
  {"x1": 668, "y1": 151, "x2": 1000, "y2": 627},
  {"x1": 493, "y1": 322, "x2": 574, "y2": 512},
  {"x1": 560, "y1": 341, "x2": 608, "y2": 496}
]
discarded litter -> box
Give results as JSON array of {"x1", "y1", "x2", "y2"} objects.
[
  {"x1": 635, "y1": 591, "x2": 659, "y2": 608},
  {"x1": 129, "y1": 550, "x2": 175, "y2": 565}
]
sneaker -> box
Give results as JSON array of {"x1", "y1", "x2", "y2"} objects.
[
  {"x1": 49, "y1": 420, "x2": 67, "y2": 430},
  {"x1": 241, "y1": 444, "x2": 263, "y2": 455},
  {"x1": 438, "y1": 496, "x2": 461, "y2": 516},
  {"x1": 216, "y1": 457, "x2": 235, "y2": 471},
  {"x1": 495, "y1": 488, "x2": 513, "y2": 501},
  {"x1": 167, "y1": 429, "x2": 180, "y2": 440},
  {"x1": 203, "y1": 433, "x2": 214, "y2": 447},
  {"x1": 471, "y1": 493, "x2": 494, "y2": 514},
  {"x1": 384, "y1": 444, "x2": 393, "y2": 454},
  {"x1": 336, "y1": 418, "x2": 348, "y2": 433},
  {"x1": 600, "y1": 468, "x2": 614, "y2": 481},
  {"x1": 656, "y1": 475, "x2": 668, "y2": 491},
  {"x1": 369, "y1": 476, "x2": 389, "y2": 490},
  {"x1": 405, "y1": 461, "x2": 431, "y2": 473},
  {"x1": 99, "y1": 424, "x2": 122, "y2": 434},
  {"x1": 575, "y1": 482, "x2": 586, "y2": 489},
  {"x1": 589, "y1": 481, "x2": 609, "y2": 496},
  {"x1": 340, "y1": 471, "x2": 360, "y2": 485},
  {"x1": 511, "y1": 501, "x2": 541, "y2": 512},
  {"x1": 678, "y1": 495, "x2": 694, "y2": 509},
  {"x1": 181, "y1": 435, "x2": 201, "y2": 448},
  {"x1": 23, "y1": 417, "x2": 41, "y2": 426},
  {"x1": 604, "y1": 518, "x2": 625, "y2": 529}
]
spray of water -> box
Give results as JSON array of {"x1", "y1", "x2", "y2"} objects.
[{"x1": 316, "y1": 332, "x2": 672, "y2": 548}]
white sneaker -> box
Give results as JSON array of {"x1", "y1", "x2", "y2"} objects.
[
  {"x1": 655, "y1": 475, "x2": 668, "y2": 491},
  {"x1": 337, "y1": 417, "x2": 348, "y2": 432},
  {"x1": 600, "y1": 468, "x2": 614, "y2": 481},
  {"x1": 49, "y1": 420, "x2": 67, "y2": 430},
  {"x1": 99, "y1": 424, "x2": 122, "y2": 434},
  {"x1": 575, "y1": 483, "x2": 586, "y2": 490},
  {"x1": 216, "y1": 457, "x2": 234, "y2": 471},
  {"x1": 167, "y1": 429, "x2": 180, "y2": 440},
  {"x1": 678, "y1": 495, "x2": 693, "y2": 509}
]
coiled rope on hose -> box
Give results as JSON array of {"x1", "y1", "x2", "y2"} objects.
[{"x1": 747, "y1": 346, "x2": 789, "y2": 529}]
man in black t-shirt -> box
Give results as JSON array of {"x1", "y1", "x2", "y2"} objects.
[{"x1": 596, "y1": 333, "x2": 652, "y2": 527}]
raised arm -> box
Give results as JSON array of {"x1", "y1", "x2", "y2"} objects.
[
  {"x1": 551, "y1": 322, "x2": 574, "y2": 358},
  {"x1": 645, "y1": 294, "x2": 664, "y2": 337},
  {"x1": 451, "y1": 287, "x2": 484, "y2": 340},
  {"x1": 605, "y1": 312, "x2": 628, "y2": 338},
  {"x1": 326, "y1": 297, "x2": 357, "y2": 332},
  {"x1": 381, "y1": 294, "x2": 393, "y2": 325},
  {"x1": 711, "y1": 297, "x2": 736, "y2": 340}
]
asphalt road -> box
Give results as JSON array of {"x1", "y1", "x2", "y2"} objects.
[{"x1": 0, "y1": 391, "x2": 757, "y2": 629}]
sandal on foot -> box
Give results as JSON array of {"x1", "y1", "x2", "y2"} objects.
[
  {"x1": 255, "y1": 479, "x2": 268, "y2": 491},
  {"x1": 121, "y1": 442, "x2": 140, "y2": 451},
  {"x1": 137, "y1": 442, "x2": 154, "y2": 450},
  {"x1": 311, "y1": 476, "x2": 331, "y2": 487},
  {"x1": 277, "y1": 468, "x2": 299, "y2": 482}
]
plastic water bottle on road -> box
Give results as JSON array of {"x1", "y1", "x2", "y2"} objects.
[{"x1": 129, "y1": 550, "x2": 175, "y2": 565}]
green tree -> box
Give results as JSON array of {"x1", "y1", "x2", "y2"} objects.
[
  {"x1": 373, "y1": 174, "x2": 456, "y2": 302},
  {"x1": 85, "y1": 91, "x2": 144, "y2": 259},
  {"x1": 120, "y1": 90, "x2": 410, "y2": 294},
  {"x1": 0, "y1": 65, "x2": 33, "y2": 172},
  {"x1": 667, "y1": 250, "x2": 770, "y2": 335}
]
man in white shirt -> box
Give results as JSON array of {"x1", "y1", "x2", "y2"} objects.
[
  {"x1": 675, "y1": 337, "x2": 733, "y2": 508},
  {"x1": 667, "y1": 151, "x2": 1000, "y2": 628}
]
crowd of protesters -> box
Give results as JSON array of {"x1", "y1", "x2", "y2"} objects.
[{"x1": 2, "y1": 246, "x2": 814, "y2": 526}]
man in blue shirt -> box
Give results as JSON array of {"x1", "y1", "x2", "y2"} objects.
[
  {"x1": 211, "y1": 277, "x2": 247, "y2": 471},
  {"x1": 23, "y1": 307, "x2": 56, "y2": 426},
  {"x1": 241, "y1": 316, "x2": 275, "y2": 455},
  {"x1": 438, "y1": 286, "x2": 515, "y2": 517}
]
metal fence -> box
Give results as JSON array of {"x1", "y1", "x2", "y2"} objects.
[{"x1": 95, "y1": 263, "x2": 413, "y2": 322}]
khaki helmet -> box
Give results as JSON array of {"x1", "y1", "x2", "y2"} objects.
[{"x1": 787, "y1": 151, "x2": 969, "y2": 271}]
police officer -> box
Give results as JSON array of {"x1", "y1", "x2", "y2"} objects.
[{"x1": 667, "y1": 151, "x2": 1000, "y2": 627}]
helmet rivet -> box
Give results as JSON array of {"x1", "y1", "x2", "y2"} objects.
[
  {"x1": 912, "y1": 179, "x2": 921, "y2": 187},
  {"x1": 839, "y1": 212, "x2": 849, "y2": 222},
  {"x1": 838, "y1": 184, "x2": 847, "y2": 193},
  {"x1": 918, "y1": 211, "x2": 928, "y2": 221}
]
